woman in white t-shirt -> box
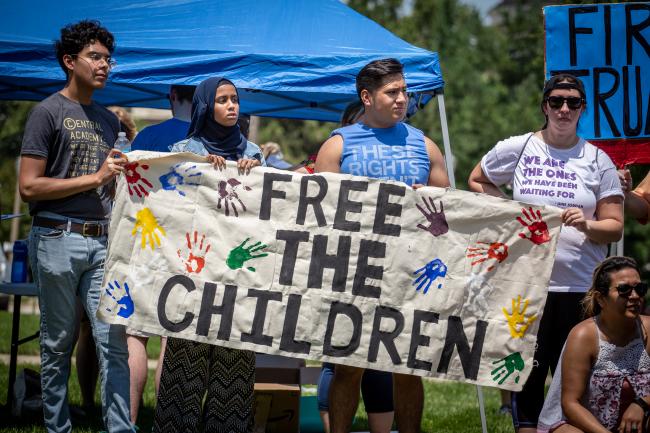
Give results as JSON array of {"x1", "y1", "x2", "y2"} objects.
[{"x1": 468, "y1": 73, "x2": 624, "y2": 433}]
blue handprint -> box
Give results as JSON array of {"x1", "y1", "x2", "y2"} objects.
[
  {"x1": 159, "y1": 163, "x2": 201, "y2": 196},
  {"x1": 413, "y1": 258, "x2": 448, "y2": 294},
  {"x1": 105, "y1": 280, "x2": 135, "y2": 319}
]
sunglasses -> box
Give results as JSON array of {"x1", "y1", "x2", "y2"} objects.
[
  {"x1": 546, "y1": 96, "x2": 584, "y2": 110},
  {"x1": 616, "y1": 282, "x2": 649, "y2": 297}
]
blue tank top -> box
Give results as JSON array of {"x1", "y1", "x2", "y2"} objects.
[{"x1": 334, "y1": 122, "x2": 430, "y2": 186}]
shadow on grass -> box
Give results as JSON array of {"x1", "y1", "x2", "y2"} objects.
[
  {"x1": 1, "y1": 362, "x2": 516, "y2": 433},
  {"x1": 0, "y1": 400, "x2": 158, "y2": 433}
]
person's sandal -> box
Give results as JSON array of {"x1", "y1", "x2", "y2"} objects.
[{"x1": 498, "y1": 404, "x2": 512, "y2": 415}]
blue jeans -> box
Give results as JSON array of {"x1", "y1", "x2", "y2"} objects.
[{"x1": 28, "y1": 215, "x2": 133, "y2": 433}]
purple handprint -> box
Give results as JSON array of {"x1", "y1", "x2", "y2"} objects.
[
  {"x1": 416, "y1": 197, "x2": 448, "y2": 237},
  {"x1": 217, "y1": 178, "x2": 252, "y2": 217}
]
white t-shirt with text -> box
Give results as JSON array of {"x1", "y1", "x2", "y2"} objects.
[{"x1": 481, "y1": 133, "x2": 622, "y2": 293}]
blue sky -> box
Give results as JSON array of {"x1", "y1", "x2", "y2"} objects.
[
  {"x1": 397, "y1": 0, "x2": 501, "y2": 22},
  {"x1": 459, "y1": 0, "x2": 500, "y2": 19}
]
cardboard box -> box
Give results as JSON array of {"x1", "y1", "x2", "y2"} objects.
[{"x1": 254, "y1": 383, "x2": 300, "y2": 433}]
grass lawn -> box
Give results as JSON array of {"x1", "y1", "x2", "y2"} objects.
[
  {"x1": 0, "y1": 311, "x2": 162, "y2": 359},
  {"x1": 1, "y1": 313, "x2": 514, "y2": 432}
]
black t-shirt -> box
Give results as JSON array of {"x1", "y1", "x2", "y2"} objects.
[{"x1": 21, "y1": 92, "x2": 119, "y2": 219}]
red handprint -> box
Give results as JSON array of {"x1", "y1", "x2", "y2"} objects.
[
  {"x1": 124, "y1": 162, "x2": 154, "y2": 198},
  {"x1": 517, "y1": 207, "x2": 550, "y2": 245},
  {"x1": 177, "y1": 231, "x2": 211, "y2": 274},
  {"x1": 467, "y1": 242, "x2": 509, "y2": 271}
]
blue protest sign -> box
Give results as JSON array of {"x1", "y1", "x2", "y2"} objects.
[{"x1": 544, "y1": 3, "x2": 650, "y2": 165}]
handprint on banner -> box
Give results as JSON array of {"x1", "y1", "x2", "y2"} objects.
[
  {"x1": 132, "y1": 208, "x2": 166, "y2": 250},
  {"x1": 177, "y1": 231, "x2": 211, "y2": 274},
  {"x1": 517, "y1": 207, "x2": 551, "y2": 245},
  {"x1": 159, "y1": 163, "x2": 201, "y2": 197},
  {"x1": 464, "y1": 273, "x2": 495, "y2": 317},
  {"x1": 416, "y1": 197, "x2": 449, "y2": 237},
  {"x1": 217, "y1": 178, "x2": 252, "y2": 217},
  {"x1": 226, "y1": 238, "x2": 268, "y2": 272},
  {"x1": 104, "y1": 280, "x2": 135, "y2": 319},
  {"x1": 467, "y1": 242, "x2": 509, "y2": 271},
  {"x1": 124, "y1": 162, "x2": 154, "y2": 198},
  {"x1": 503, "y1": 295, "x2": 537, "y2": 339},
  {"x1": 491, "y1": 352, "x2": 525, "y2": 385},
  {"x1": 413, "y1": 258, "x2": 448, "y2": 294}
]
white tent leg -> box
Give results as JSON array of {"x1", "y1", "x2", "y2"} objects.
[
  {"x1": 476, "y1": 385, "x2": 489, "y2": 433},
  {"x1": 436, "y1": 93, "x2": 456, "y2": 188},
  {"x1": 614, "y1": 237, "x2": 624, "y2": 256},
  {"x1": 437, "y1": 93, "x2": 487, "y2": 433}
]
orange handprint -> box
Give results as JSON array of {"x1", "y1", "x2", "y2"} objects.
[
  {"x1": 177, "y1": 231, "x2": 211, "y2": 274},
  {"x1": 467, "y1": 241, "x2": 509, "y2": 271}
]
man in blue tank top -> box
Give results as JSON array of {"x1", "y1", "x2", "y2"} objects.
[{"x1": 315, "y1": 58, "x2": 450, "y2": 433}]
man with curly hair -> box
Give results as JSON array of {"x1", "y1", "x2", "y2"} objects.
[{"x1": 19, "y1": 20, "x2": 134, "y2": 432}]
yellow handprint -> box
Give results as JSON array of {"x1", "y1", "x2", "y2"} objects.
[
  {"x1": 502, "y1": 295, "x2": 537, "y2": 339},
  {"x1": 132, "y1": 208, "x2": 166, "y2": 250}
]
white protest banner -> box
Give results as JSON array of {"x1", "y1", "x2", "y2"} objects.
[{"x1": 98, "y1": 151, "x2": 562, "y2": 391}]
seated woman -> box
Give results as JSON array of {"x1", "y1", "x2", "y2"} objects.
[{"x1": 538, "y1": 256, "x2": 650, "y2": 433}]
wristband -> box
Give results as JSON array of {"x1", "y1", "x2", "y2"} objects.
[{"x1": 634, "y1": 396, "x2": 650, "y2": 416}]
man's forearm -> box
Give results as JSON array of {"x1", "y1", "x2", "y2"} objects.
[
  {"x1": 20, "y1": 173, "x2": 103, "y2": 202},
  {"x1": 625, "y1": 191, "x2": 650, "y2": 221}
]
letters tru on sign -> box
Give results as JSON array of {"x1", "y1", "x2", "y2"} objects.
[{"x1": 556, "y1": 4, "x2": 650, "y2": 138}]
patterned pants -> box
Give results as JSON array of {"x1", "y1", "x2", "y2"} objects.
[{"x1": 153, "y1": 338, "x2": 255, "y2": 433}]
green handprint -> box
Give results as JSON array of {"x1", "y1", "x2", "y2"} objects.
[
  {"x1": 226, "y1": 238, "x2": 269, "y2": 272},
  {"x1": 491, "y1": 352, "x2": 525, "y2": 385}
]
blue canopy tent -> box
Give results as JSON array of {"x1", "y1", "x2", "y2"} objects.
[
  {"x1": 0, "y1": 0, "x2": 443, "y2": 120},
  {"x1": 0, "y1": 0, "x2": 457, "y2": 183}
]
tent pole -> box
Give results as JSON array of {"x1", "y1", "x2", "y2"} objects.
[
  {"x1": 9, "y1": 158, "x2": 21, "y2": 248},
  {"x1": 436, "y1": 94, "x2": 456, "y2": 187},
  {"x1": 614, "y1": 237, "x2": 624, "y2": 256},
  {"x1": 476, "y1": 385, "x2": 488, "y2": 433},
  {"x1": 437, "y1": 93, "x2": 488, "y2": 433},
  {"x1": 249, "y1": 115, "x2": 260, "y2": 144}
]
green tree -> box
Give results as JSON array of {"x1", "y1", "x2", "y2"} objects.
[
  {"x1": 0, "y1": 101, "x2": 35, "y2": 245},
  {"x1": 255, "y1": 118, "x2": 332, "y2": 164}
]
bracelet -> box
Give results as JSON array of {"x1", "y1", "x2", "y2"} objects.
[{"x1": 634, "y1": 396, "x2": 650, "y2": 415}]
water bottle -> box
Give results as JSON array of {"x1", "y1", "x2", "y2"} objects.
[
  {"x1": 114, "y1": 131, "x2": 131, "y2": 153},
  {"x1": 11, "y1": 240, "x2": 28, "y2": 283}
]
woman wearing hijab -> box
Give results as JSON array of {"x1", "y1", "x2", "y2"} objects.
[{"x1": 153, "y1": 77, "x2": 264, "y2": 433}]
